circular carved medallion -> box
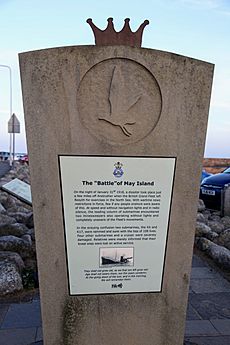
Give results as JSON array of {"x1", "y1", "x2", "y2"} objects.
[{"x1": 77, "y1": 58, "x2": 162, "y2": 145}]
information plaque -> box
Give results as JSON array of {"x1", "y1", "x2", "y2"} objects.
[
  {"x1": 59, "y1": 155, "x2": 176, "y2": 295},
  {"x1": 1, "y1": 178, "x2": 32, "y2": 205}
]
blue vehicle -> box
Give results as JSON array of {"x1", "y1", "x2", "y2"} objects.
[
  {"x1": 201, "y1": 169, "x2": 212, "y2": 182},
  {"x1": 200, "y1": 167, "x2": 230, "y2": 210}
]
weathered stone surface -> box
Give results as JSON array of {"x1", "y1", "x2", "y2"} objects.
[
  {"x1": 210, "y1": 210, "x2": 221, "y2": 218},
  {"x1": 195, "y1": 222, "x2": 218, "y2": 241},
  {"x1": 196, "y1": 213, "x2": 206, "y2": 223},
  {"x1": 0, "y1": 223, "x2": 29, "y2": 237},
  {"x1": 196, "y1": 238, "x2": 230, "y2": 270},
  {"x1": 202, "y1": 209, "x2": 211, "y2": 220},
  {"x1": 6, "y1": 205, "x2": 32, "y2": 214},
  {"x1": 207, "y1": 220, "x2": 225, "y2": 234},
  {"x1": 216, "y1": 229, "x2": 230, "y2": 250},
  {"x1": 0, "y1": 261, "x2": 23, "y2": 296},
  {"x1": 27, "y1": 228, "x2": 35, "y2": 241},
  {"x1": 0, "y1": 194, "x2": 17, "y2": 209},
  {"x1": 0, "y1": 235, "x2": 32, "y2": 258},
  {"x1": 0, "y1": 202, "x2": 6, "y2": 214},
  {"x1": 21, "y1": 234, "x2": 32, "y2": 246},
  {"x1": 26, "y1": 213, "x2": 34, "y2": 228},
  {"x1": 0, "y1": 191, "x2": 8, "y2": 203},
  {"x1": 0, "y1": 251, "x2": 24, "y2": 271},
  {"x1": 221, "y1": 216, "x2": 230, "y2": 229},
  {"x1": 209, "y1": 214, "x2": 221, "y2": 222},
  {"x1": 0, "y1": 213, "x2": 16, "y2": 226},
  {"x1": 7, "y1": 211, "x2": 33, "y2": 225},
  {"x1": 198, "y1": 199, "x2": 205, "y2": 212},
  {"x1": 24, "y1": 257, "x2": 37, "y2": 270},
  {"x1": 16, "y1": 165, "x2": 31, "y2": 183}
]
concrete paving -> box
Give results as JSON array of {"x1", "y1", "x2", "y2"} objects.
[
  {"x1": 184, "y1": 255, "x2": 230, "y2": 345},
  {"x1": 0, "y1": 254, "x2": 229, "y2": 345}
]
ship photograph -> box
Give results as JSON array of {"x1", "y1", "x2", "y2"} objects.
[{"x1": 100, "y1": 247, "x2": 134, "y2": 267}]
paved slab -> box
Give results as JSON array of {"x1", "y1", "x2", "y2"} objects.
[
  {"x1": 186, "y1": 303, "x2": 202, "y2": 320},
  {"x1": 189, "y1": 292, "x2": 230, "y2": 319},
  {"x1": 191, "y1": 255, "x2": 208, "y2": 268},
  {"x1": 1, "y1": 300, "x2": 41, "y2": 329},
  {"x1": 0, "y1": 253, "x2": 230, "y2": 344},
  {"x1": 0, "y1": 305, "x2": 9, "y2": 326},
  {"x1": 210, "y1": 319, "x2": 230, "y2": 335},
  {"x1": 185, "y1": 320, "x2": 219, "y2": 336},
  {"x1": 35, "y1": 327, "x2": 43, "y2": 342},
  {"x1": 0, "y1": 327, "x2": 37, "y2": 345},
  {"x1": 190, "y1": 267, "x2": 221, "y2": 279},
  {"x1": 189, "y1": 277, "x2": 230, "y2": 294},
  {"x1": 186, "y1": 252, "x2": 230, "y2": 344},
  {"x1": 184, "y1": 336, "x2": 230, "y2": 345}
]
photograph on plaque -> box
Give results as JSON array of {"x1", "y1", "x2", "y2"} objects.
[
  {"x1": 99, "y1": 247, "x2": 134, "y2": 267},
  {"x1": 58, "y1": 155, "x2": 176, "y2": 295}
]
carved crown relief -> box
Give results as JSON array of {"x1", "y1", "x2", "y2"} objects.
[{"x1": 77, "y1": 58, "x2": 162, "y2": 145}]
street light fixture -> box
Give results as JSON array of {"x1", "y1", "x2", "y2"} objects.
[{"x1": 0, "y1": 64, "x2": 13, "y2": 166}]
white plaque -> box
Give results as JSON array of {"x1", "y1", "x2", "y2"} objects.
[
  {"x1": 59, "y1": 155, "x2": 176, "y2": 295},
  {"x1": 1, "y1": 178, "x2": 32, "y2": 205}
]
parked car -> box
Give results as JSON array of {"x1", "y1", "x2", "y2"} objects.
[
  {"x1": 201, "y1": 169, "x2": 212, "y2": 182},
  {"x1": 19, "y1": 154, "x2": 29, "y2": 164},
  {"x1": 200, "y1": 167, "x2": 230, "y2": 210}
]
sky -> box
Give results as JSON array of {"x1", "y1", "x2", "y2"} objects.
[{"x1": 0, "y1": 0, "x2": 229, "y2": 157}]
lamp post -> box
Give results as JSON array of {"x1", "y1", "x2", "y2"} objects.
[{"x1": 0, "y1": 64, "x2": 13, "y2": 166}]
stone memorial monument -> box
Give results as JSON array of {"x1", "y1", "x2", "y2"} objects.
[{"x1": 19, "y1": 18, "x2": 214, "y2": 345}]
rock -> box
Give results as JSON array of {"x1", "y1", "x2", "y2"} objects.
[
  {"x1": 195, "y1": 222, "x2": 218, "y2": 241},
  {"x1": 0, "y1": 251, "x2": 24, "y2": 272},
  {"x1": 207, "y1": 220, "x2": 225, "y2": 234},
  {"x1": 0, "y1": 223, "x2": 29, "y2": 237},
  {"x1": 198, "y1": 199, "x2": 205, "y2": 212},
  {"x1": 209, "y1": 214, "x2": 221, "y2": 222},
  {"x1": 216, "y1": 229, "x2": 230, "y2": 250},
  {"x1": 0, "y1": 192, "x2": 8, "y2": 204},
  {"x1": 221, "y1": 216, "x2": 230, "y2": 229},
  {"x1": 24, "y1": 258, "x2": 37, "y2": 270},
  {"x1": 196, "y1": 213, "x2": 206, "y2": 223},
  {"x1": 210, "y1": 210, "x2": 221, "y2": 218},
  {"x1": 27, "y1": 228, "x2": 35, "y2": 241},
  {"x1": 196, "y1": 238, "x2": 230, "y2": 270},
  {"x1": 6, "y1": 206, "x2": 31, "y2": 214},
  {"x1": 0, "y1": 203, "x2": 6, "y2": 214},
  {"x1": 26, "y1": 213, "x2": 34, "y2": 228},
  {"x1": 16, "y1": 165, "x2": 30, "y2": 183},
  {"x1": 21, "y1": 234, "x2": 32, "y2": 246},
  {"x1": 0, "y1": 194, "x2": 17, "y2": 210},
  {"x1": 0, "y1": 235, "x2": 32, "y2": 258},
  {"x1": 0, "y1": 261, "x2": 23, "y2": 296},
  {"x1": 7, "y1": 211, "x2": 33, "y2": 225},
  {"x1": 0, "y1": 213, "x2": 16, "y2": 226},
  {"x1": 202, "y1": 209, "x2": 211, "y2": 220}
]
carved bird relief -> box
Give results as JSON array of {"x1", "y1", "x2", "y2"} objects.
[{"x1": 98, "y1": 65, "x2": 141, "y2": 137}]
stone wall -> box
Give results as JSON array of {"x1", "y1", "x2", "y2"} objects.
[
  {"x1": 196, "y1": 199, "x2": 230, "y2": 270},
  {"x1": 0, "y1": 163, "x2": 37, "y2": 296}
]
